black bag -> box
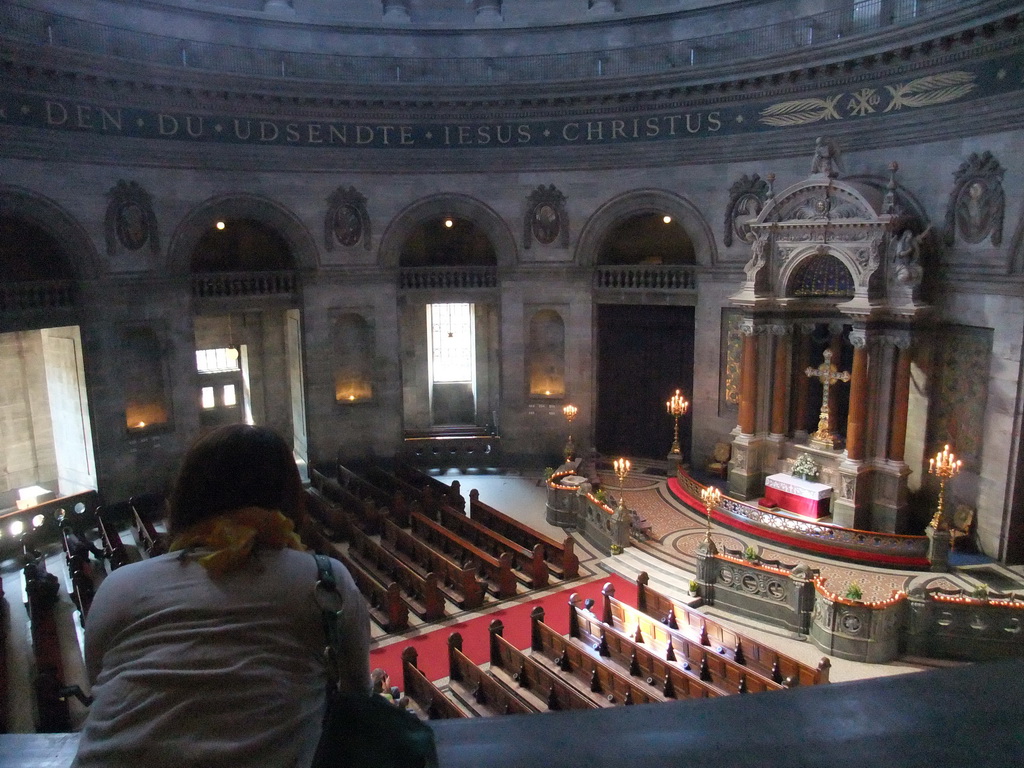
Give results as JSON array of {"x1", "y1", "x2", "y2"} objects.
[{"x1": 312, "y1": 554, "x2": 438, "y2": 768}]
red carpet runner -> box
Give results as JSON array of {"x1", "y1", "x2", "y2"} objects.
[{"x1": 370, "y1": 573, "x2": 634, "y2": 682}]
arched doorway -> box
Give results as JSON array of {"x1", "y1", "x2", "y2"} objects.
[
  {"x1": 595, "y1": 212, "x2": 696, "y2": 460},
  {"x1": 0, "y1": 214, "x2": 97, "y2": 502}
]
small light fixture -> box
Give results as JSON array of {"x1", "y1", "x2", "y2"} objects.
[
  {"x1": 32, "y1": 514, "x2": 45, "y2": 528},
  {"x1": 216, "y1": 221, "x2": 226, "y2": 230},
  {"x1": 10, "y1": 520, "x2": 24, "y2": 537},
  {"x1": 444, "y1": 218, "x2": 454, "y2": 228},
  {"x1": 663, "y1": 215, "x2": 672, "y2": 224}
]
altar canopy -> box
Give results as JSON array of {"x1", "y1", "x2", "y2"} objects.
[{"x1": 726, "y1": 141, "x2": 933, "y2": 534}]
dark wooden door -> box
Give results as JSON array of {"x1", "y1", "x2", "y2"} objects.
[{"x1": 596, "y1": 304, "x2": 695, "y2": 460}]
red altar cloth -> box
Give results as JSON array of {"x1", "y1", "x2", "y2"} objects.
[{"x1": 764, "y1": 473, "x2": 832, "y2": 519}]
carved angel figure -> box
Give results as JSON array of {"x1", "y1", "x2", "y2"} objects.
[
  {"x1": 811, "y1": 137, "x2": 842, "y2": 178},
  {"x1": 892, "y1": 225, "x2": 932, "y2": 288}
]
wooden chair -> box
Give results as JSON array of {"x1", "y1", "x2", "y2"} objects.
[{"x1": 706, "y1": 442, "x2": 731, "y2": 478}]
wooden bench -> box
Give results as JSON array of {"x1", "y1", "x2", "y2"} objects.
[
  {"x1": 408, "y1": 509, "x2": 518, "y2": 599},
  {"x1": 382, "y1": 518, "x2": 485, "y2": 610},
  {"x1": 528, "y1": 606, "x2": 666, "y2": 707},
  {"x1": 0, "y1": 575, "x2": 8, "y2": 732},
  {"x1": 487, "y1": 620, "x2": 599, "y2": 713},
  {"x1": 446, "y1": 633, "x2": 533, "y2": 717},
  {"x1": 344, "y1": 524, "x2": 445, "y2": 622},
  {"x1": 571, "y1": 596, "x2": 730, "y2": 699},
  {"x1": 95, "y1": 503, "x2": 134, "y2": 570},
  {"x1": 311, "y1": 469, "x2": 387, "y2": 534},
  {"x1": 468, "y1": 490, "x2": 579, "y2": 580},
  {"x1": 129, "y1": 493, "x2": 168, "y2": 557},
  {"x1": 22, "y1": 546, "x2": 72, "y2": 732},
  {"x1": 401, "y1": 647, "x2": 466, "y2": 720},
  {"x1": 594, "y1": 585, "x2": 782, "y2": 695},
  {"x1": 634, "y1": 572, "x2": 830, "y2": 686},
  {"x1": 57, "y1": 521, "x2": 99, "y2": 625},
  {"x1": 331, "y1": 548, "x2": 410, "y2": 632}
]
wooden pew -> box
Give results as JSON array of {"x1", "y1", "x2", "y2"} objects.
[
  {"x1": 393, "y1": 464, "x2": 466, "y2": 513},
  {"x1": 634, "y1": 572, "x2": 830, "y2": 686},
  {"x1": 129, "y1": 493, "x2": 168, "y2": 557},
  {"x1": 336, "y1": 462, "x2": 414, "y2": 527},
  {"x1": 408, "y1": 509, "x2": 518, "y2": 599},
  {"x1": 528, "y1": 606, "x2": 667, "y2": 707},
  {"x1": 344, "y1": 524, "x2": 445, "y2": 622},
  {"x1": 592, "y1": 585, "x2": 782, "y2": 695},
  {"x1": 95, "y1": 503, "x2": 133, "y2": 570},
  {"x1": 332, "y1": 549, "x2": 410, "y2": 632},
  {"x1": 468, "y1": 489, "x2": 580, "y2": 580},
  {"x1": 446, "y1": 633, "x2": 533, "y2": 717},
  {"x1": 56, "y1": 519, "x2": 100, "y2": 625},
  {"x1": 22, "y1": 545, "x2": 72, "y2": 732},
  {"x1": 382, "y1": 518, "x2": 485, "y2": 610},
  {"x1": 311, "y1": 469, "x2": 388, "y2": 534},
  {"x1": 401, "y1": 647, "x2": 466, "y2": 720},
  {"x1": 487, "y1": 619, "x2": 601, "y2": 713},
  {"x1": 570, "y1": 597, "x2": 729, "y2": 700},
  {"x1": 304, "y1": 486, "x2": 354, "y2": 541}
]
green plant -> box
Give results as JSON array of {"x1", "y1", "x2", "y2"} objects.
[
  {"x1": 609, "y1": 543, "x2": 623, "y2": 555},
  {"x1": 743, "y1": 545, "x2": 759, "y2": 562},
  {"x1": 595, "y1": 488, "x2": 607, "y2": 503},
  {"x1": 971, "y1": 583, "x2": 989, "y2": 600},
  {"x1": 688, "y1": 579, "x2": 699, "y2": 595},
  {"x1": 543, "y1": 466, "x2": 555, "y2": 481},
  {"x1": 845, "y1": 582, "x2": 864, "y2": 601}
]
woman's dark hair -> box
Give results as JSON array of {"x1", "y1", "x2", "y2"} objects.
[{"x1": 167, "y1": 424, "x2": 305, "y2": 536}]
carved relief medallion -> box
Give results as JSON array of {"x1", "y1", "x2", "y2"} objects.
[
  {"x1": 523, "y1": 185, "x2": 568, "y2": 249},
  {"x1": 944, "y1": 151, "x2": 1005, "y2": 247},
  {"x1": 325, "y1": 186, "x2": 371, "y2": 251},
  {"x1": 105, "y1": 180, "x2": 159, "y2": 256}
]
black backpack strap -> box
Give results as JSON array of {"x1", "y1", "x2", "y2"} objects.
[{"x1": 313, "y1": 553, "x2": 344, "y2": 687}]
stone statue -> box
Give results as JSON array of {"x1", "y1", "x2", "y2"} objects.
[
  {"x1": 810, "y1": 137, "x2": 841, "y2": 178},
  {"x1": 892, "y1": 225, "x2": 931, "y2": 288}
]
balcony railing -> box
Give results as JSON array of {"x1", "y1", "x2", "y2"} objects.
[
  {"x1": 399, "y1": 267, "x2": 497, "y2": 290},
  {"x1": 190, "y1": 270, "x2": 297, "y2": 299},
  {"x1": 593, "y1": 265, "x2": 697, "y2": 292},
  {"x1": 0, "y1": 0, "x2": 992, "y2": 87},
  {"x1": 0, "y1": 280, "x2": 75, "y2": 313}
]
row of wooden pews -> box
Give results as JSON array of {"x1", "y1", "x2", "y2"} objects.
[
  {"x1": 0, "y1": 491, "x2": 168, "y2": 734},
  {"x1": 393, "y1": 572, "x2": 830, "y2": 721},
  {"x1": 306, "y1": 462, "x2": 581, "y2": 634}
]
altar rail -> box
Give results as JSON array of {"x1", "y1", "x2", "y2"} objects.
[
  {"x1": 696, "y1": 545, "x2": 817, "y2": 636},
  {"x1": 671, "y1": 473, "x2": 931, "y2": 569},
  {"x1": 592, "y1": 266, "x2": 697, "y2": 292},
  {"x1": 0, "y1": 0, "x2": 985, "y2": 86},
  {"x1": 905, "y1": 586, "x2": 1024, "y2": 662},
  {"x1": 190, "y1": 270, "x2": 298, "y2": 299}
]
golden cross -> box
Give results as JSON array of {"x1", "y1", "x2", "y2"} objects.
[{"x1": 805, "y1": 349, "x2": 850, "y2": 447}]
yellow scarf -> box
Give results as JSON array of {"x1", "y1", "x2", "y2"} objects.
[{"x1": 169, "y1": 506, "x2": 306, "y2": 575}]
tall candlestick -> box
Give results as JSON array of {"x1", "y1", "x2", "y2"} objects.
[
  {"x1": 666, "y1": 389, "x2": 689, "y2": 457},
  {"x1": 928, "y1": 443, "x2": 961, "y2": 530},
  {"x1": 613, "y1": 457, "x2": 631, "y2": 512}
]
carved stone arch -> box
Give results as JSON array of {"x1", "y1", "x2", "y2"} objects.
[
  {"x1": 378, "y1": 193, "x2": 517, "y2": 269},
  {"x1": 0, "y1": 185, "x2": 101, "y2": 281},
  {"x1": 576, "y1": 189, "x2": 717, "y2": 267},
  {"x1": 778, "y1": 245, "x2": 859, "y2": 299},
  {"x1": 166, "y1": 193, "x2": 319, "y2": 276},
  {"x1": 755, "y1": 179, "x2": 879, "y2": 225}
]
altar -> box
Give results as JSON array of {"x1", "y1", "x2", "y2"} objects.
[{"x1": 764, "y1": 473, "x2": 832, "y2": 519}]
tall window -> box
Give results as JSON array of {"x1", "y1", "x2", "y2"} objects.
[{"x1": 428, "y1": 303, "x2": 475, "y2": 383}]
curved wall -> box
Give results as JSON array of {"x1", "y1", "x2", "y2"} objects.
[{"x1": 1, "y1": 2, "x2": 1022, "y2": 561}]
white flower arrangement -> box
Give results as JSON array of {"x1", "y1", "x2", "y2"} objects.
[{"x1": 791, "y1": 453, "x2": 820, "y2": 481}]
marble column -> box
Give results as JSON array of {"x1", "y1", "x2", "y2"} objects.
[
  {"x1": 887, "y1": 334, "x2": 913, "y2": 463},
  {"x1": 770, "y1": 324, "x2": 790, "y2": 437},
  {"x1": 737, "y1": 320, "x2": 759, "y2": 436},
  {"x1": 845, "y1": 331, "x2": 869, "y2": 462},
  {"x1": 791, "y1": 324, "x2": 814, "y2": 439}
]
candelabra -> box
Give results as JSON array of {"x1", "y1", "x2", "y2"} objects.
[
  {"x1": 666, "y1": 389, "x2": 689, "y2": 457},
  {"x1": 928, "y1": 443, "x2": 962, "y2": 530},
  {"x1": 613, "y1": 457, "x2": 631, "y2": 512},
  {"x1": 562, "y1": 404, "x2": 578, "y2": 460},
  {"x1": 700, "y1": 485, "x2": 722, "y2": 550}
]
